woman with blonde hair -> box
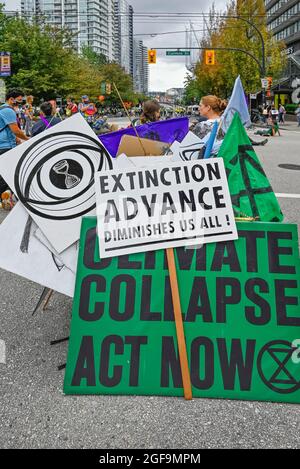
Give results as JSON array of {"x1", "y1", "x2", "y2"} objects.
[{"x1": 192, "y1": 95, "x2": 227, "y2": 140}]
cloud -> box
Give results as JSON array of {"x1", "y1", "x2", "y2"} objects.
[{"x1": 130, "y1": 0, "x2": 227, "y2": 91}]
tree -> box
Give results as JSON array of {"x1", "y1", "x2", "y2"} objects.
[{"x1": 184, "y1": 0, "x2": 286, "y2": 101}]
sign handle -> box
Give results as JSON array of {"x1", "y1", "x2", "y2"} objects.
[
  {"x1": 166, "y1": 247, "x2": 193, "y2": 400},
  {"x1": 113, "y1": 82, "x2": 148, "y2": 156}
]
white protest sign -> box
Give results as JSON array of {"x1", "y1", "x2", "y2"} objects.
[
  {"x1": 0, "y1": 204, "x2": 75, "y2": 297},
  {"x1": 170, "y1": 131, "x2": 205, "y2": 162},
  {"x1": 0, "y1": 113, "x2": 113, "y2": 253},
  {"x1": 95, "y1": 158, "x2": 237, "y2": 258}
]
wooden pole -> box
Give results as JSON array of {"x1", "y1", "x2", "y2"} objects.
[
  {"x1": 114, "y1": 87, "x2": 192, "y2": 400},
  {"x1": 166, "y1": 248, "x2": 193, "y2": 400},
  {"x1": 112, "y1": 82, "x2": 147, "y2": 156}
]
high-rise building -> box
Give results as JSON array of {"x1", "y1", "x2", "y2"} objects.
[
  {"x1": 265, "y1": 0, "x2": 300, "y2": 51},
  {"x1": 21, "y1": 1, "x2": 115, "y2": 61},
  {"x1": 133, "y1": 39, "x2": 149, "y2": 94},
  {"x1": 264, "y1": 0, "x2": 300, "y2": 105},
  {"x1": 114, "y1": 0, "x2": 133, "y2": 75}
]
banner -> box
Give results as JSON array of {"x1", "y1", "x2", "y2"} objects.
[
  {"x1": 218, "y1": 113, "x2": 283, "y2": 222},
  {"x1": 64, "y1": 218, "x2": 300, "y2": 403},
  {"x1": 95, "y1": 159, "x2": 237, "y2": 258},
  {"x1": 0, "y1": 52, "x2": 11, "y2": 77},
  {"x1": 99, "y1": 117, "x2": 189, "y2": 157}
]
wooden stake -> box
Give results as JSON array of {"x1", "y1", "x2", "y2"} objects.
[
  {"x1": 112, "y1": 82, "x2": 147, "y2": 156},
  {"x1": 166, "y1": 248, "x2": 193, "y2": 400},
  {"x1": 114, "y1": 87, "x2": 192, "y2": 399}
]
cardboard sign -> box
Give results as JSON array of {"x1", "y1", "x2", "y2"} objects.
[
  {"x1": 99, "y1": 117, "x2": 189, "y2": 157},
  {"x1": 95, "y1": 159, "x2": 237, "y2": 258},
  {"x1": 0, "y1": 114, "x2": 113, "y2": 253},
  {"x1": 64, "y1": 218, "x2": 300, "y2": 403},
  {"x1": 117, "y1": 135, "x2": 170, "y2": 157}
]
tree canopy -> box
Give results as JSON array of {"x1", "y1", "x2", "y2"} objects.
[
  {"x1": 0, "y1": 7, "x2": 138, "y2": 103},
  {"x1": 184, "y1": 0, "x2": 286, "y2": 102}
]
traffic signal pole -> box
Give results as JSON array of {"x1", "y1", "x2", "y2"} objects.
[{"x1": 154, "y1": 46, "x2": 264, "y2": 75}]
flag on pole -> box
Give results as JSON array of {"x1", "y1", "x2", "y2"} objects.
[
  {"x1": 222, "y1": 76, "x2": 251, "y2": 133},
  {"x1": 218, "y1": 113, "x2": 283, "y2": 222}
]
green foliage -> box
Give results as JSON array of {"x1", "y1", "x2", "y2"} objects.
[
  {"x1": 0, "y1": 6, "x2": 138, "y2": 103},
  {"x1": 184, "y1": 0, "x2": 286, "y2": 101}
]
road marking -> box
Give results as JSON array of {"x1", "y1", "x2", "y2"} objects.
[{"x1": 276, "y1": 193, "x2": 300, "y2": 199}]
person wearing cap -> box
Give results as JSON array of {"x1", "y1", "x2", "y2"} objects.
[{"x1": 78, "y1": 95, "x2": 97, "y2": 125}]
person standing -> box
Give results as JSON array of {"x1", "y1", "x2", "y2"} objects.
[
  {"x1": 278, "y1": 103, "x2": 286, "y2": 124},
  {"x1": 295, "y1": 103, "x2": 300, "y2": 127},
  {"x1": 78, "y1": 95, "x2": 97, "y2": 125},
  {"x1": 31, "y1": 101, "x2": 61, "y2": 137},
  {"x1": 0, "y1": 89, "x2": 29, "y2": 193}
]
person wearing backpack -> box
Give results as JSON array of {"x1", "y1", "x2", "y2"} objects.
[
  {"x1": 31, "y1": 101, "x2": 61, "y2": 137},
  {"x1": 0, "y1": 89, "x2": 29, "y2": 193}
]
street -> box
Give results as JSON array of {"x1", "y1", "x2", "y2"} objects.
[{"x1": 0, "y1": 126, "x2": 299, "y2": 449}]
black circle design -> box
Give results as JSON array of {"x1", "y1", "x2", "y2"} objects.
[
  {"x1": 257, "y1": 340, "x2": 300, "y2": 394},
  {"x1": 14, "y1": 131, "x2": 113, "y2": 220}
]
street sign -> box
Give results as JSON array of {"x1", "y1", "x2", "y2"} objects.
[
  {"x1": 166, "y1": 51, "x2": 191, "y2": 56},
  {"x1": 0, "y1": 52, "x2": 11, "y2": 77},
  {"x1": 250, "y1": 94, "x2": 257, "y2": 99},
  {"x1": 261, "y1": 78, "x2": 268, "y2": 89}
]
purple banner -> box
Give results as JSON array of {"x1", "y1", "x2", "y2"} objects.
[{"x1": 99, "y1": 117, "x2": 189, "y2": 157}]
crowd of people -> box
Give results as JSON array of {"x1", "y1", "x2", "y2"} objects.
[{"x1": 0, "y1": 86, "x2": 299, "y2": 210}]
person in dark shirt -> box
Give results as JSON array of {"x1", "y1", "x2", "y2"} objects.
[{"x1": 31, "y1": 102, "x2": 61, "y2": 137}]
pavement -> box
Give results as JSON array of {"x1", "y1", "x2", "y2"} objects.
[{"x1": 0, "y1": 127, "x2": 299, "y2": 449}]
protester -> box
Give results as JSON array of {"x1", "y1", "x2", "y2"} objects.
[
  {"x1": 192, "y1": 95, "x2": 227, "y2": 140},
  {"x1": 31, "y1": 101, "x2": 62, "y2": 137},
  {"x1": 0, "y1": 89, "x2": 29, "y2": 194},
  {"x1": 78, "y1": 95, "x2": 97, "y2": 125},
  {"x1": 65, "y1": 98, "x2": 78, "y2": 117},
  {"x1": 24, "y1": 95, "x2": 34, "y2": 136},
  {"x1": 255, "y1": 121, "x2": 281, "y2": 137},
  {"x1": 295, "y1": 103, "x2": 300, "y2": 127},
  {"x1": 140, "y1": 100, "x2": 161, "y2": 124},
  {"x1": 268, "y1": 104, "x2": 279, "y2": 124},
  {"x1": 278, "y1": 103, "x2": 286, "y2": 123}
]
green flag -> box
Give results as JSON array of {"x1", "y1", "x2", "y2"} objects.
[{"x1": 218, "y1": 113, "x2": 283, "y2": 222}]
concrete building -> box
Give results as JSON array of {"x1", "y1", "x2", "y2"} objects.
[
  {"x1": 133, "y1": 39, "x2": 149, "y2": 94},
  {"x1": 21, "y1": 0, "x2": 115, "y2": 61},
  {"x1": 265, "y1": 0, "x2": 300, "y2": 105},
  {"x1": 113, "y1": 0, "x2": 133, "y2": 75}
]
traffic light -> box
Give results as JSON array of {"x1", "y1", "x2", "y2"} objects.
[
  {"x1": 148, "y1": 49, "x2": 157, "y2": 64},
  {"x1": 205, "y1": 50, "x2": 215, "y2": 65},
  {"x1": 106, "y1": 82, "x2": 112, "y2": 95}
]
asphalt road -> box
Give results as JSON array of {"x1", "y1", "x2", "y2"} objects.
[{"x1": 0, "y1": 127, "x2": 299, "y2": 449}]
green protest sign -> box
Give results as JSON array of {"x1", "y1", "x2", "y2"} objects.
[
  {"x1": 64, "y1": 217, "x2": 300, "y2": 403},
  {"x1": 218, "y1": 113, "x2": 283, "y2": 223}
]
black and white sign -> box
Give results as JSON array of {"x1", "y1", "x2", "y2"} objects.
[
  {"x1": 0, "y1": 114, "x2": 113, "y2": 253},
  {"x1": 95, "y1": 158, "x2": 237, "y2": 258}
]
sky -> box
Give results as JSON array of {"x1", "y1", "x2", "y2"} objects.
[{"x1": 4, "y1": 0, "x2": 228, "y2": 92}]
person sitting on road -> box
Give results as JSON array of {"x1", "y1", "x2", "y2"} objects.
[
  {"x1": 255, "y1": 121, "x2": 281, "y2": 137},
  {"x1": 31, "y1": 101, "x2": 61, "y2": 137},
  {"x1": 131, "y1": 100, "x2": 161, "y2": 127}
]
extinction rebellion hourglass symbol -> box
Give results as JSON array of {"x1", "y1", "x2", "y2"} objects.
[{"x1": 53, "y1": 160, "x2": 81, "y2": 189}]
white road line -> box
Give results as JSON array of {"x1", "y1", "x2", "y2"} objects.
[{"x1": 275, "y1": 193, "x2": 300, "y2": 199}]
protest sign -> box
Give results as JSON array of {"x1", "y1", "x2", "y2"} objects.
[
  {"x1": 117, "y1": 135, "x2": 170, "y2": 157},
  {"x1": 99, "y1": 117, "x2": 189, "y2": 157},
  {"x1": 64, "y1": 217, "x2": 300, "y2": 403},
  {"x1": 218, "y1": 113, "x2": 283, "y2": 222},
  {"x1": 0, "y1": 204, "x2": 75, "y2": 297},
  {"x1": 95, "y1": 158, "x2": 237, "y2": 258},
  {"x1": 0, "y1": 114, "x2": 113, "y2": 253}
]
